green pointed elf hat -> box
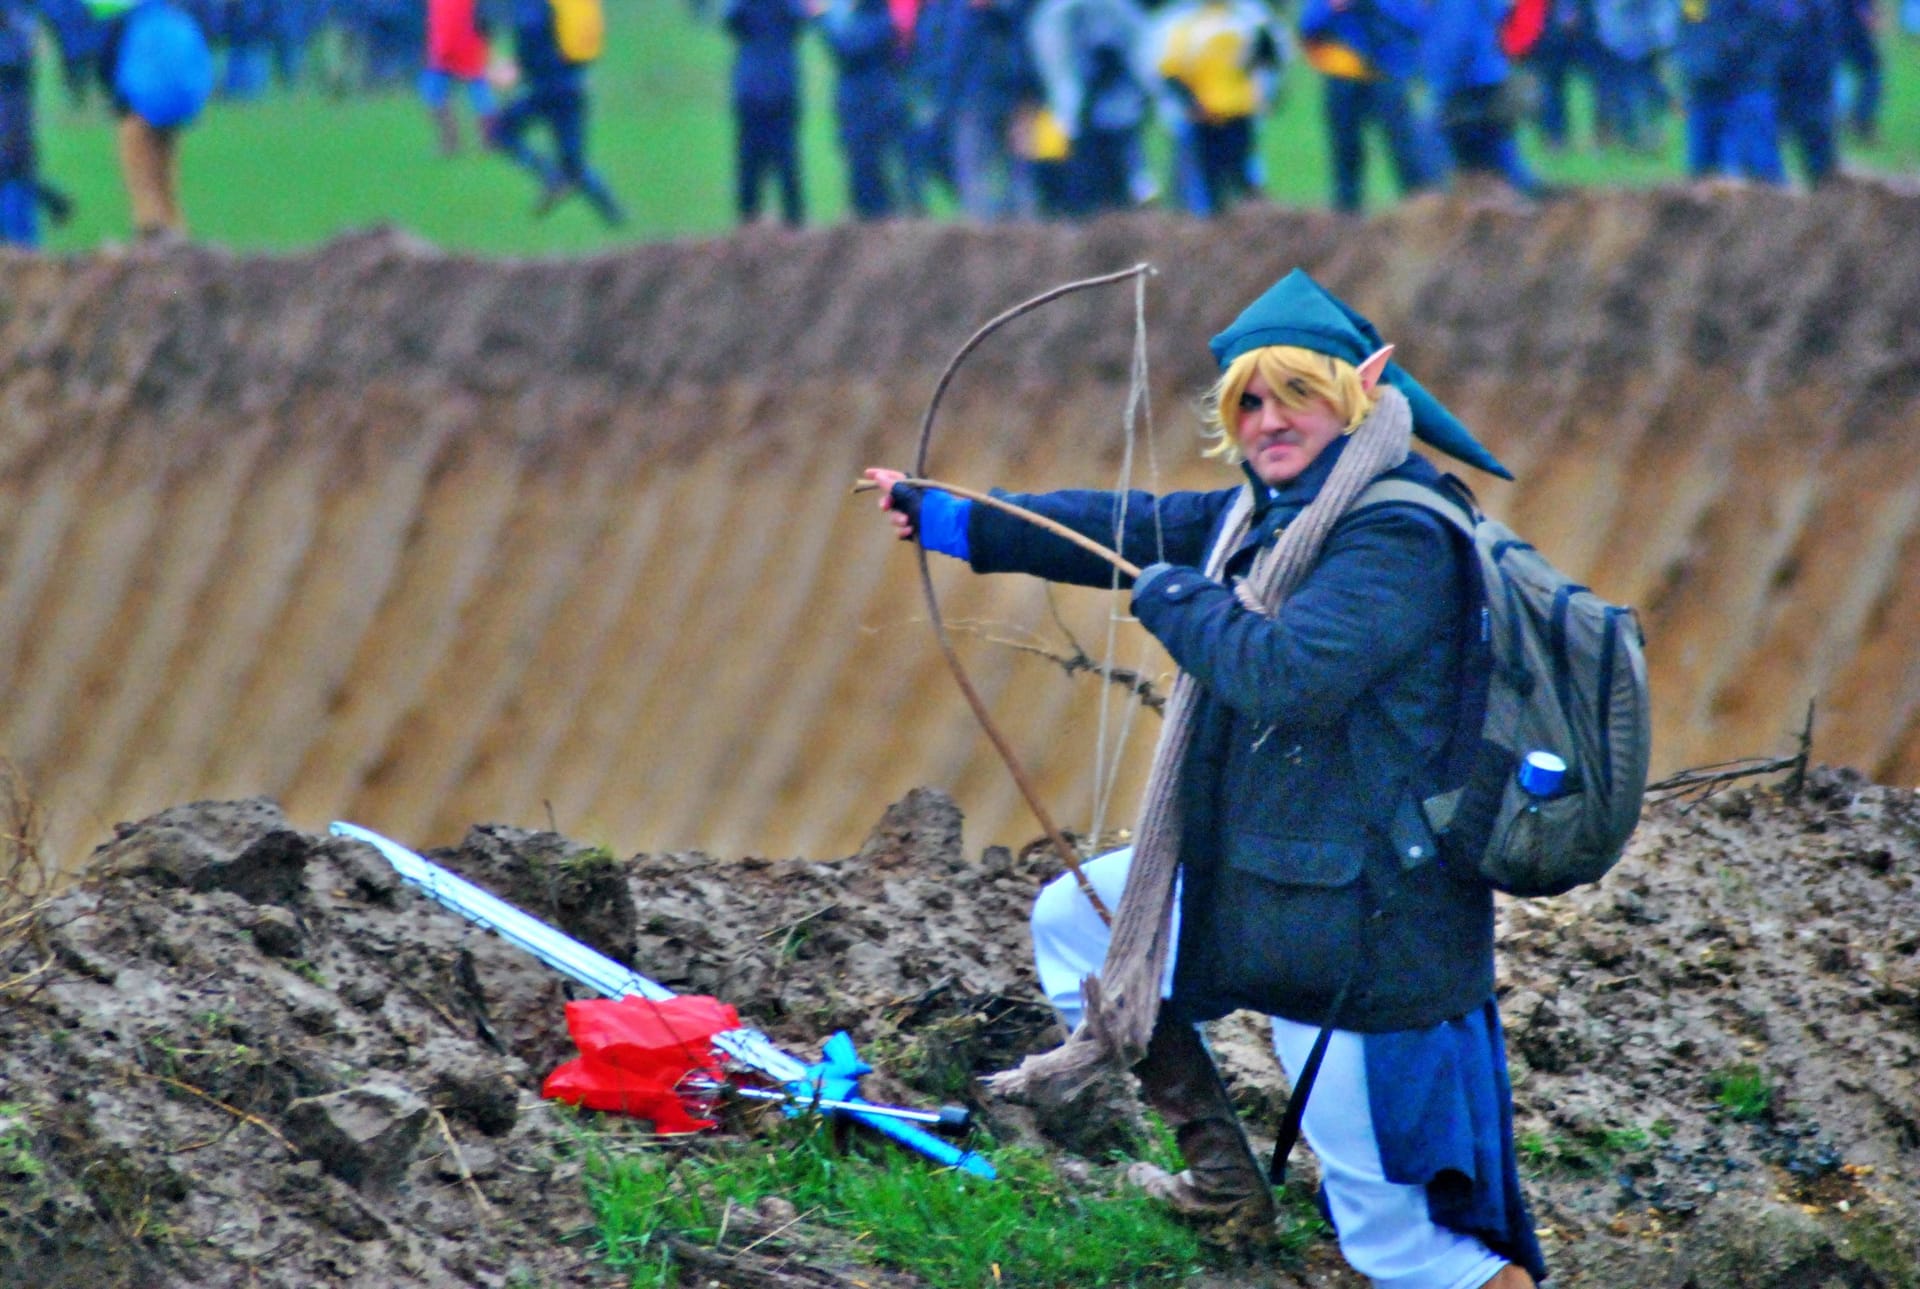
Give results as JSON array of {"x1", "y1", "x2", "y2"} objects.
[{"x1": 1208, "y1": 268, "x2": 1513, "y2": 480}]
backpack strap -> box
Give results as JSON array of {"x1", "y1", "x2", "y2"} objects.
[
  {"x1": 1348, "y1": 474, "x2": 1487, "y2": 846},
  {"x1": 1270, "y1": 479, "x2": 1476, "y2": 1181},
  {"x1": 1350, "y1": 476, "x2": 1477, "y2": 536},
  {"x1": 1266, "y1": 961, "x2": 1357, "y2": 1184}
]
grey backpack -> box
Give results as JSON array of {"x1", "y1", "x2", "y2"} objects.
[{"x1": 1359, "y1": 477, "x2": 1652, "y2": 897}]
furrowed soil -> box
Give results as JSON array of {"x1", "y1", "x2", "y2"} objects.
[
  {"x1": 1, "y1": 774, "x2": 1917, "y2": 1287},
  {"x1": 5, "y1": 182, "x2": 1920, "y2": 867}
]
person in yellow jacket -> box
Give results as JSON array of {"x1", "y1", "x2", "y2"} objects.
[{"x1": 1152, "y1": 0, "x2": 1287, "y2": 213}]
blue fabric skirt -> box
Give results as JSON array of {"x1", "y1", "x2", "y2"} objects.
[{"x1": 1365, "y1": 999, "x2": 1549, "y2": 1282}]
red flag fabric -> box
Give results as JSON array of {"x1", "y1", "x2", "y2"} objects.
[{"x1": 541, "y1": 995, "x2": 739, "y2": 1133}]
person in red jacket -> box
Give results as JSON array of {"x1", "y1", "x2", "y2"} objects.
[{"x1": 422, "y1": 0, "x2": 497, "y2": 155}]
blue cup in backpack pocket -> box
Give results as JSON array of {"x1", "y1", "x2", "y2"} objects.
[{"x1": 1517, "y1": 750, "x2": 1567, "y2": 797}]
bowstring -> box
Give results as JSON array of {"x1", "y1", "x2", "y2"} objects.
[{"x1": 1088, "y1": 271, "x2": 1166, "y2": 847}]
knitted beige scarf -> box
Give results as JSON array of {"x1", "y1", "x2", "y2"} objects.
[{"x1": 989, "y1": 387, "x2": 1414, "y2": 1102}]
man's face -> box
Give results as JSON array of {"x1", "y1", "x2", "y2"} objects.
[{"x1": 1234, "y1": 371, "x2": 1346, "y2": 486}]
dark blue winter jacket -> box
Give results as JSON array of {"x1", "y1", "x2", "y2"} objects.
[
  {"x1": 819, "y1": 0, "x2": 903, "y2": 127},
  {"x1": 936, "y1": 0, "x2": 1032, "y2": 117},
  {"x1": 0, "y1": 0, "x2": 35, "y2": 73},
  {"x1": 0, "y1": 0, "x2": 33, "y2": 182},
  {"x1": 221, "y1": 0, "x2": 273, "y2": 44},
  {"x1": 1675, "y1": 0, "x2": 1780, "y2": 93},
  {"x1": 510, "y1": 0, "x2": 580, "y2": 89},
  {"x1": 1422, "y1": 0, "x2": 1512, "y2": 99},
  {"x1": 968, "y1": 436, "x2": 1496, "y2": 1033},
  {"x1": 725, "y1": 0, "x2": 808, "y2": 107},
  {"x1": 38, "y1": 0, "x2": 101, "y2": 62},
  {"x1": 1775, "y1": 0, "x2": 1837, "y2": 92},
  {"x1": 1298, "y1": 0, "x2": 1428, "y2": 81}
]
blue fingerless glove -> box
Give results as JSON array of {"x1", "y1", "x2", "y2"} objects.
[
  {"x1": 891, "y1": 482, "x2": 972, "y2": 562},
  {"x1": 1130, "y1": 561, "x2": 1178, "y2": 603}
]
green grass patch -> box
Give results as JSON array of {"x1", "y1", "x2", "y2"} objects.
[
  {"x1": 1836, "y1": 1207, "x2": 1920, "y2": 1289},
  {"x1": 583, "y1": 1114, "x2": 1322, "y2": 1288},
  {"x1": 1516, "y1": 1122, "x2": 1654, "y2": 1175},
  {"x1": 30, "y1": 2, "x2": 1920, "y2": 256},
  {"x1": 0, "y1": 1102, "x2": 45, "y2": 1185},
  {"x1": 1707, "y1": 1062, "x2": 1775, "y2": 1122},
  {"x1": 35, "y1": 1, "x2": 849, "y2": 255}
]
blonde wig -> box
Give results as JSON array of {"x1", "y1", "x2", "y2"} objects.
[{"x1": 1200, "y1": 344, "x2": 1380, "y2": 463}]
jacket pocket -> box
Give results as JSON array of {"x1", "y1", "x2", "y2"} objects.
[
  {"x1": 1177, "y1": 836, "x2": 1366, "y2": 1022},
  {"x1": 1225, "y1": 835, "x2": 1365, "y2": 888}
]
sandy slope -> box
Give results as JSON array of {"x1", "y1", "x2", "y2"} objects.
[{"x1": 4, "y1": 184, "x2": 1920, "y2": 870}]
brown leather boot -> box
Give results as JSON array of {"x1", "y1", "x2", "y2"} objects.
[{"x1": 1125, "y1": 1016, "x2": 1277, "y2": 1232}]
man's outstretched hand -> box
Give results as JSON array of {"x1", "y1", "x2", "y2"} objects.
[{"x1": 862, "y1": 467, "x2": 920, "y2": 542}]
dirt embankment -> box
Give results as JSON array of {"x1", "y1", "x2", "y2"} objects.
[
  {"x1": 1, "y1": 769, "x2": 1916, "y2": 1287},
  {"x1": 5, "y1": 184, "x2": 1920, "y2": 870}
]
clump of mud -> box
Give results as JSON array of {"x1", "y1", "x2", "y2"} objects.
[
  {"x1": 2, "y1": 772, "x2": 1917, "y2": 1288},
  {"x1": 0, "y1": 790, "x2": 1059, "y2": 1289}
]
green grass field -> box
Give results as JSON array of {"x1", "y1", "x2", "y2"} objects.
[{"x1": 31, "y1": 0, "x2": 1920, "y2": 257}]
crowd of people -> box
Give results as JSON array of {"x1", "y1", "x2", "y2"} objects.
[
  {"x1": 0, "y1": 0, "x2": 1906, "y2": 249},
  {"x1": 722, "y1": 0, "x2": 1898, "y2": 227},
  {"x1": 0, "y1": 0, "x2": 627, "y2": 247}
]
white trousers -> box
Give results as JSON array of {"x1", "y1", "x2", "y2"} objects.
[{"x1": 1030, "y1": 849, "x2": 1509, "y2": 1289}]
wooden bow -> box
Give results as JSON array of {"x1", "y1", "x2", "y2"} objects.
[{"x1": 908, "y1": 263, "x2": 1156, "y2": 927}]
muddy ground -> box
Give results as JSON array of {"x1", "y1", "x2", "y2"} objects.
[{"x1": 1, "y1": 768, "x2": 1916, "y2": 1288}]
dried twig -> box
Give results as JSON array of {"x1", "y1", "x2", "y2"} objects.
[
  {"x1": 1647, "y1": 701, "x2": 1817, "y2": 806},
  {"x1": 0, "y1": 759, "x2": 53, "y2": 1008},
  {"x1": 1041, "y1": 590, "x2": 1168, "y2": 715},
  {"x1": 944, "y1": 617, "x2": 1168, "y2": 714},
  {"x1": 756, "y1": 904, "x2": 839, "y2": 942},
  {"x1": 1646, "y1": 755, "x2": 1801, "y2": 802},
  {"x1": 0, "y1": 949, "x2": 54, "y2": 997},
  {"x1": 431, "y1": 1107, "x2": 496, "y2": 1219},
  {"x1": 133, "y1": 1069, "x2": 301, "y2": 1155},
  {"x1": 1784, "y1": 700, "x2": 1815, "y2": 799},
  {"x1": 735, "y1": 1205, "x2": 818, "y2": 1255}
]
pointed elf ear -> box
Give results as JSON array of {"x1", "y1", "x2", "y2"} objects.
[{"x1": 1357, "y1": 345, "x2": 1395, "y2": 393}]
